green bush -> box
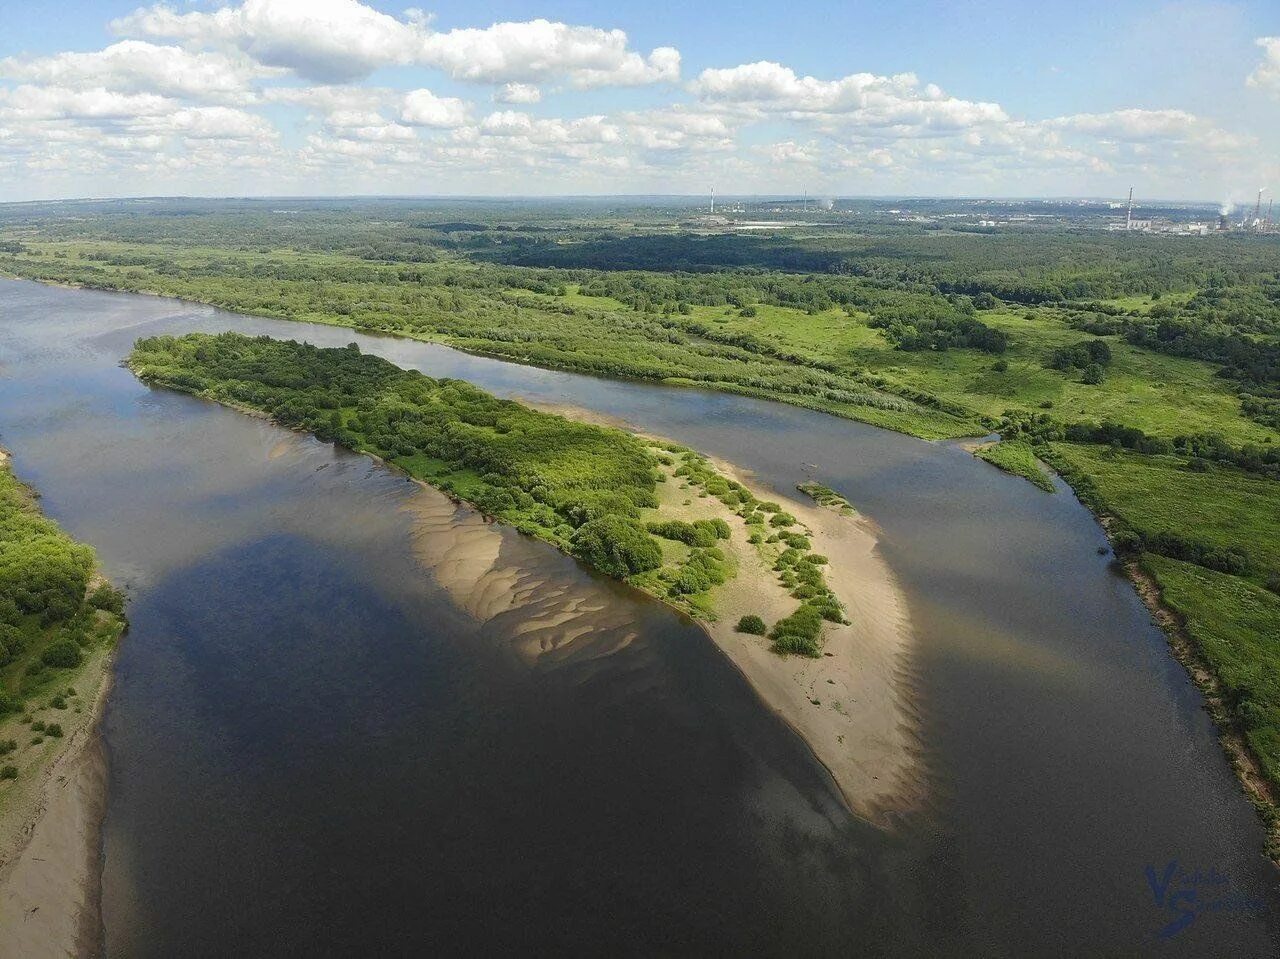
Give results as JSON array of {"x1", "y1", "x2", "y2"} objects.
[
  {"x1": 571, "y1": 516, "x2": 662, "y2": 579},
  {"x1": 40, "y1": 639, "x2": 83, "y2": 669},
  {"x1": 0, "y1": 765, "x2": 17, "y2": 780},
  {"x1": 736, "y1": 615, "x2": 767, "y2": 635}
]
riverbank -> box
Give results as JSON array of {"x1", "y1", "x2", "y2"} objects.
[
  {"x1": 0, "y1": 671, "x2": 109, "y2": 959},
  {"x1": 0, "y1": 449, "x2": 121, "y2": 958}
]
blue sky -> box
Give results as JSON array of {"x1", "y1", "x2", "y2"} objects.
[{"x1": 0, "y1": 0, "x2": 1276, "y2": 201}]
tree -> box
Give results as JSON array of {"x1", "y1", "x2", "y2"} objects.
[{"x1": 570, "y1": 516, "x2": 662, "y2": 579}]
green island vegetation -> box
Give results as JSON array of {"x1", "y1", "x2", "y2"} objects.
[
  {"x1": 797, "y1": 481, "x2": 858, "y2": 515},
  {"x1": 127, "y1": 332, "x2": 842, "y2": 655},
  {"x1": 2, "y1": 198, "x2": 1278, "y2": 833},
  {"x1": 0, "y1": 454, "x2": 126, "y2": 801},
  {"x1": 974, "y1": 441, "x2": 1056, "y2": 492}
]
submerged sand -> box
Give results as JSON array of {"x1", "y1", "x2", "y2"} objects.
[
  {"x1": 695, "y1": 455, "x2": 923, "y2": 822},
  {"x1": 419, "y1": 403, "x2": 924, "y2": 823}
]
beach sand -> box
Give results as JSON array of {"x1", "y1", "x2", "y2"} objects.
[
  {"x1": 0, "y1": 673, "x2": 109, "y2": 959},
  {"x1": 419, "y1": 403, "x2": 924, "y2": 823}
]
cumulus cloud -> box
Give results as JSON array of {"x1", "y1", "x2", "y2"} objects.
[
  {"x1": 1, "y1": 8, "x2": 1271, "y2": 199},
  {"x1": 1046, "y1": 108, "x2": 1201, "y2": 139},
  {"x1": 477, "y1": 111, "x2": 620, "y2": 144},
  {"x1": 111, "y1": 0, "x2": 423, "y2": 83},
  {"x1": 141, "y1": 105, "x2": 276, "y2": 140},
  {"x1": 401, "y1": 89, "x2": 469, "y2": 128},
  {"x1": 1247, "y1": 37, "x2": 1280, "y2": 98},
  {"x1": 420, "y1": 19, "x2": 679, "y2": 87},
  {"x1": 690, "y1": 61, "x2": 1006, "y2": 131},
  {"x1": 112, "y1": 1, "x2": 680, "y2": 88},
  {"x1": 0, "y1": 84, "x2": 175, "y2": 122},
  {"x1": 0, "y1": 41, "x2": 273, "y2": 103},
  {"x1": 494, "y1": 83, "x2": 542, "y2": 105}
]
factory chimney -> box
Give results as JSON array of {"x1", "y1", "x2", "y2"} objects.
[
  {"x1": 710, "y1": 186, "x2": 715, "y2": 215},
  {"x1": 1126, "y1": 186, "x2": 1133, "y2": 231}
]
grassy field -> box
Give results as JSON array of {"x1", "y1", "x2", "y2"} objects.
[
  {"x1": 1145, "y1": 555, "x2": 1280, "y2": 791},
  {"x1": 1050, "y1": 443, "x2": 1280, "y2": 584},
  {"x1": 558, "y1": 286, "x2": 1272, "y2": 447},
  {"x1": 975, "y1": 441, "x2": 1055, "y2": 492}
]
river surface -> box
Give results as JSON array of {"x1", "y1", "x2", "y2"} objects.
[{"x1": 1, "y1": 277, "x2": 1277, "y2": 956}]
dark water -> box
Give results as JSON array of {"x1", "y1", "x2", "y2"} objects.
[{"x1": 1, "y1": 278, "x2": 1276, "y2": 956}]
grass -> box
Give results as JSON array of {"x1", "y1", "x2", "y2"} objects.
[
  {"x1": 1049, "y1": 443, "x2": 1280, "y2": 583},
  {"x1": 975, "y1": 441, "x2": 1055, "y2": 492},
  {"x1": 1145, "y1": 554, "x2": 1280, "y2": 789}
]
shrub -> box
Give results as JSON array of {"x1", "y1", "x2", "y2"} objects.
[
  {"x1": 45, "y1": 723, "x2": 63, "y2": 738},
  {"x1": 571, "y1": 516, "x2": 662, "y2": 579},
  {"x1": 41, "y1": 639, "x2": 83, "y2": 669},
  {"x1": 736, "y1": 615, "x2": 767, "y2": 635},
  {"x1": 87, "y1": 583, "x2": 126, "y2": 616},
  {"x1": 0, "y1": 766, "x2": 16, "y2": 781}
]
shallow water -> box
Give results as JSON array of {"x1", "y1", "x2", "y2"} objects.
[{"x1": 1, "y1": 278, "x2": 1276, "y2": 956}]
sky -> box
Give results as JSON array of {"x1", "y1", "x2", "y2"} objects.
[{"x1": 0, "y1": 0, "x2": 1277, "y2": 202}]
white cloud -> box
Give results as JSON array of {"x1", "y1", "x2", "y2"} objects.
[
  {"x1": 476, "y1": 111, "x2": 620, "y2": 144},
  {"x1": 401, "y1": 89, "x2": 469, "y2": 128},
  {"x1": 142, "y1": 105, "x2": 277, "y2": 140},
  {"x1": 690, "y1": 61, "x2": 1006, "y2": 131},
  {"x1": 112, "y1": 2, "x2": 680, "y2": 88},
  {"x1": 1, "y1": 10, "x2": 1273, "y2": 200},
  {"x1": 418, "y1": 20, "x2": 678, "y2": 87},
  {"x1": 494, "y1": 83, "x2": 542, "y2": 105},
  {"x1": 1047, "y1": 108, "x2": 1201, "y2": 140},
  {"x1": 1247, "y1": 37, "x2": 1280, "y2": 98},
  {"x1": 111, "y1": 0, "x2": 423, "y2": 83},
  {"x1": 0, "y1": 41, "x2": 272, "y2": 104},
  {"x1": 0, "y1": 85, "x2": 176, "y2": 122}
]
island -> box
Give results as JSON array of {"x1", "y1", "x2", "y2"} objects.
[{"x1": 127, "y1": 332, "x2": 920, "y2": 819}]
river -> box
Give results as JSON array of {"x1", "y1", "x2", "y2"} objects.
[{"x1": 1, "y1": 277, "x2": 1276, "y2": 956}]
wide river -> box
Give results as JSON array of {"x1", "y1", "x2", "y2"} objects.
[{"x1": 1, "y1": 278, "x2": 1277, "y2": 956}]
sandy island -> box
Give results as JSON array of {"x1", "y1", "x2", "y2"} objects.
[{"x1": 417, "y1": 401, "x2": 924, "y2": 824}]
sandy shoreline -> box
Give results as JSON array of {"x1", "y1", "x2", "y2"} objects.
[
  {"x1": 519, "y1": 402, "x2": 924, "y2": 822},
  {"x1": 0, "y1": 447, "x2": 113, "y2": 959},
  {"x1": 0, "y1": 668, "x2": 110, "y2": 959}
]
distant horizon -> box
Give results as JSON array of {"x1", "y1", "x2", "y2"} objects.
[{"x1": 0, "y1": 191, "x2": 1244, "y2": 208}]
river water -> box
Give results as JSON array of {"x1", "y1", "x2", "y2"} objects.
[{"x1": 1, "y1": 277, "x2": 1276, "y2": 956}]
